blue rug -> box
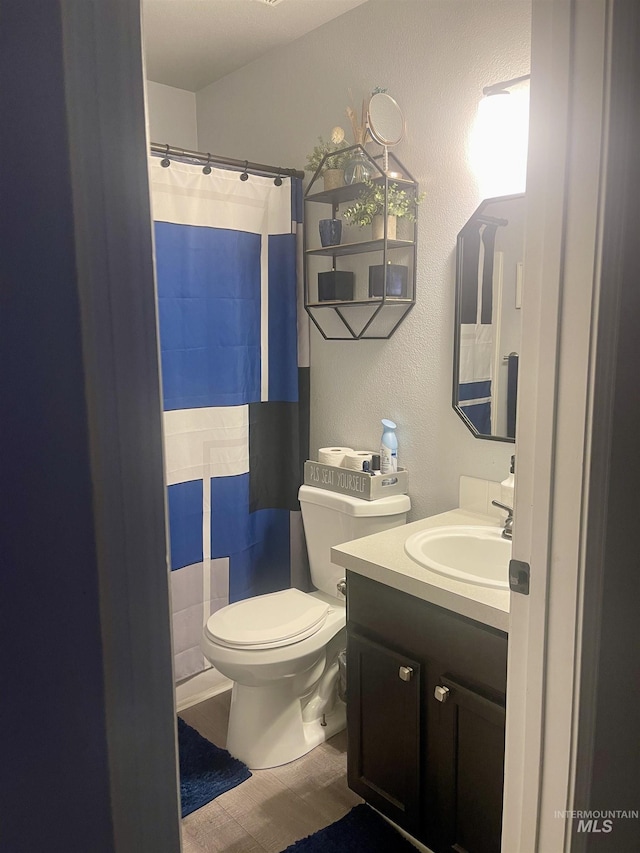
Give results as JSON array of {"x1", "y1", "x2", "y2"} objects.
[
  {"x1": 178, "y1": 717, "x2": 251, "y2": 817},
  {"x1": 280, "y1": 804, "x2": 418, "y2": 852}
]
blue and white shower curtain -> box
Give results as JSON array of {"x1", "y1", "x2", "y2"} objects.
[{"x1": 150, "y1": 158, "x2": 309, "y2": 682}]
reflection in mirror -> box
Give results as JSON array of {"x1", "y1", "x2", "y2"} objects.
[{"x1": 453, "y1": 194, "x2": 525, "y2": 442}]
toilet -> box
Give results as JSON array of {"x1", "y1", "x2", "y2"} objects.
[{"x1": 200, "y1": 484, "x2": 411, "y2": 769}]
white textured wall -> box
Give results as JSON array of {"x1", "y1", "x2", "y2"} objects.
[
  {"x1": 146, "y1": 80, "x2": 198, "y2": 149},
  {"x1": 196, "y1": 0, "x2": 531, "y2": 521}
]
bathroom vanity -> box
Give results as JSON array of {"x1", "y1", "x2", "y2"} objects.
[{"x1": 332, "y1": 508, "x2": 510, "y2": 853}]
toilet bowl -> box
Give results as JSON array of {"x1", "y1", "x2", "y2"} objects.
[
  {"x1": 201, "y1": 485, "x2": 411, "y2": 769},
  {"x1": 201, "y1": 588, "x2": 346, "y2": 769}
]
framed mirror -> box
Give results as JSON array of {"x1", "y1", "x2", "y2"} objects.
[{"x1": 453, "y1": 193, "x2": 525, "y2": 442}]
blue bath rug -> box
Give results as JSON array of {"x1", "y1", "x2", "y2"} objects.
[
  {"x1": 280, "y1": 804, "x2": 417, "y2": 852},
  {"x1": 178, "y1": 717, "x2": 251, "y2": 817}
]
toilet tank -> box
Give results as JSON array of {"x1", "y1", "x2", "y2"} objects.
[{"x1": 298, "y1": 485, "x2": 411, "y2": 598}]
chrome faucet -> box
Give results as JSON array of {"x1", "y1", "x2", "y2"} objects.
[{"x1": 491, "y1": 499, "x2": 514, "y2": 540}]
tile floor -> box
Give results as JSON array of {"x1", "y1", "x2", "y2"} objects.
[{"x1": 179, "y1": 691, "x2": 362, "y2": 852}]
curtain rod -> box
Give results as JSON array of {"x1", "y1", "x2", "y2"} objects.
[{"x1": 150, "y1": 142, "x2": 304, "y2": 180}]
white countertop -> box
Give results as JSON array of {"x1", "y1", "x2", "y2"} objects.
[{"x1": 331, "y1": 508, "x2": 510, "y2": 633}]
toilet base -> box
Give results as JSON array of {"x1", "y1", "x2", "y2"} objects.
[{"x1": 226, "y1": 681, "x2": 346, "y2": 769}]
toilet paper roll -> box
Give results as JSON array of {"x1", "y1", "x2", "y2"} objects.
[
  {"x1": 318, "y1": 447, "x2": 354, "y2": 467},
  {"x1": 342, "y1": 450, "x2": 375, "y2": 471}
]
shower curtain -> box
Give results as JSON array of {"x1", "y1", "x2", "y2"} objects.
[
  {"x1": 150, "y1": 158, "x2": 309, "y2": 682},
  {"x1": 458, "y1": 222, "x2": 499, "y2": 434}
]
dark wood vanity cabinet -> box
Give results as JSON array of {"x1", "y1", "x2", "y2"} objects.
[
  {"x1": 347, "y1": 631, "x2": 423, "y2": 830},
  {"x1": 346, "y1": 571, "x2": 508, "y2": 853}
]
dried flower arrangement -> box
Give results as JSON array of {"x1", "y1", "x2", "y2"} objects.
[{"x1": 346, "y1": 90, "x2": 368, "y2": 145}]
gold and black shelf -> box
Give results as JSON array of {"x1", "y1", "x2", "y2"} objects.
[{"x1": 303, "y1": 146, "x2": 418, "y2": 340}]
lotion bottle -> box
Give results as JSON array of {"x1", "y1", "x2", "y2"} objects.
[
  {"x1": 380, "y1": 419, "x2": 398, "y2": 474},
  {"x1": 501, "y1": 455, "x2": 515, "y2": 505}
]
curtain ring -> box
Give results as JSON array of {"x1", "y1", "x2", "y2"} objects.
[
  {"x1": 240, "y1": 161, "x2": 249, "y2": 181},
  {"x1": 274, "y1": 169, "x2": 283, "y2": 187},
  {"x1": 161, "y1": 144, "x2": 171, "y2": 168},
  {"x1": 203, "y1": 154, "x2": 212, "y2": 175}
]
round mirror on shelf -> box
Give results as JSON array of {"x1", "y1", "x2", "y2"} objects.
[
  {"x1": 368, "y1": 93, "x2": 405, "y2": 146},
  {"x1": 367, "y1": 93, "x2": 405, "y2": 176}
]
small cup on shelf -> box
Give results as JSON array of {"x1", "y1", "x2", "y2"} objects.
[{"x1": 319, "y1": 218, "x2": 342, "y2": 247}]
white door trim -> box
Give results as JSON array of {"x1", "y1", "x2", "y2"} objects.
[{"x1": 503, "y1": 1, "x2": 612, "y2": 850}]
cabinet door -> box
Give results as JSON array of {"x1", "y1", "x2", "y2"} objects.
[
  {"x1": 347, "y1": 630, "x2": 421, "y2": 831},
  {"x1": 434, "y1": 675, "x2": 506, "y2": 853}
]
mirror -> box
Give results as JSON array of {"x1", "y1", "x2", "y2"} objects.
[
  {"x1": 368, "y1": 92, "x2": 405, "y2": 146},
  {"x1": 367, "y1": 92, "x2": 404, "y2": 175},
  {"x1": 453, "y1": 193, "x2": 525, "y2": 442}
]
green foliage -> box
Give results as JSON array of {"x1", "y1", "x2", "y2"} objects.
[
  {"x1": 343, "y1": 180, "x2": 424, "y2": 227},
  {"x1": 305, "y1": 137, "x2": 350, "y2": 174}
]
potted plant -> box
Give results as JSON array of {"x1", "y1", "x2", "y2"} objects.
[
  {"x1": 305, "y1": 128, "x2": 350, "y2": 190},
  {"x1": 343, "y1": 180, "x2": 423, "y2": 240}
]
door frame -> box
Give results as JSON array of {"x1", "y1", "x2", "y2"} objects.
[
  {"x1": 503, "y1": 1, "x2": 620, "y2": 850},
  {"x1": 56, "y1": 0, "x2": 632, "y2": 849}
]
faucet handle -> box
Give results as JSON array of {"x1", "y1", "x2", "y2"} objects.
[{"x1": 492, "y1": 499, "x2": 514, "y2": 540}]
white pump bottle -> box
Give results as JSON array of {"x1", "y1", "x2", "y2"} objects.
[{"x1": 501, "y1": 455, "x2": 515, "y2": 505}]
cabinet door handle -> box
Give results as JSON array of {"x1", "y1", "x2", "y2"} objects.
[
  {"x1": 398, "y1": 666, "x2": 414, "y2": 682},
  {"x1": 434, "y1": 685, "x2": 450, "y2": 703}
]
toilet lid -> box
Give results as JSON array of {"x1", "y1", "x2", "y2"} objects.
[{"x1": 205, "y1": 588, "x2": 330, "y2": 650}]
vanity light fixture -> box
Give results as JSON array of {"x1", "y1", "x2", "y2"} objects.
[{"x1": 470, "y1": 73, "x2": 530, "y2": 198}]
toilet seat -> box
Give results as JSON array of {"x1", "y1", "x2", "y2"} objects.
[{"x1": 205, "y1": 588, "x2": 330, "y2": 650}]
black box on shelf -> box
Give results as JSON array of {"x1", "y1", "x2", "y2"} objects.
[
  {"x1": 368, "y1": 263, "x2": 409, "y2": 298},
  {"x1": 318, "y1": 270, "x2": 355, "y2": 301}
]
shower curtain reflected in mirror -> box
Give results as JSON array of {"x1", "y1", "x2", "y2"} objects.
[{"x1": 150, "y1": 158, "x2": 309, "y2": 682}]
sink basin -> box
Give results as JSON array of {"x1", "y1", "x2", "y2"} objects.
[{"x1": 404, "y1": 525, "x2": 511, "y2": 589}]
